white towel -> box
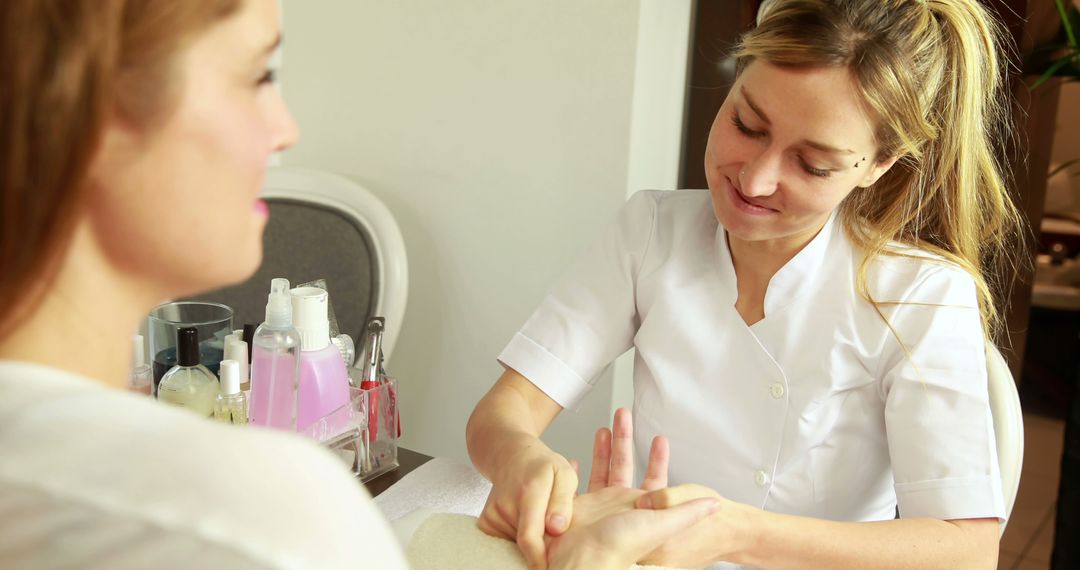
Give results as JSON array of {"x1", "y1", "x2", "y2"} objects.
[
  {"x1": 373, "y1": 457, "x2": 492, "y2": 522},
  {"x1": 405, "y1": 513, "x2": 685, "y2": 570}
]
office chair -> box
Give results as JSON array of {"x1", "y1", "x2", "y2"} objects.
[
  {"x1": 987, "y1": 342, "x2": 1024, "y2": 535},
  {"x1": 188, "y1": 166, "x2": 408, "y2": 362}
]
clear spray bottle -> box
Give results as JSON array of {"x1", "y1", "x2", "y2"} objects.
[{"x1": 249, "y1": 278, "x2": 302, "y2": 431}]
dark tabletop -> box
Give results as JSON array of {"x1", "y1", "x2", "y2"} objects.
[{"x1": 363, "y1": 447, "x2": 434, "y2": 497}]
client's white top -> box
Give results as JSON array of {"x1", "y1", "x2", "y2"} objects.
[
  {"x1": 0, "y1": 361, "x2": 408, "y2": 569},
  {"x1": 500, "y1": 189, "x2": 1005, "y2": 523}
]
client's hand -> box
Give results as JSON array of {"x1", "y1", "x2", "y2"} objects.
[
  {"x1": 547, "y1": 496, "x2": 721, "y2": 570},
  {"x1": 586, "y1": 407, "x2": 669, "y2": 493},
  {"x1": 562, "y1": 407, "x2": 670, "y2": 532},
  {"x1": 542, "y1": 408, "x2": 687, "y2": 569},
  {"x1": 635, "y1": 484, "x2": 756, "y2": 568}
]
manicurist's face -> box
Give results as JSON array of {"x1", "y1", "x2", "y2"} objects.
[
  {"x1": 704, "y1": 60, "x2": 896, "y2": 245},
  {"x1": 88, "y1": 0, "x2": 298, "y2": 298}
]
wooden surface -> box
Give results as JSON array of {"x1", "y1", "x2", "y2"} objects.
[
  {"x1": 363, "y1": 447, "x2": 434, "y2": 497},
  {"x1": 679, "y1": 0, "x2": 762, "y2": 190}
]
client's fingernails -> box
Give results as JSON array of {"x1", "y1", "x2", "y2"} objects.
[
  {"x1": 637, "y1": 495, "x2": 653, "y2": 509},
  {"x1": 704, "y1": 499, "x2": 722, "y2": 514},
  {"x1": 549, "y1": 514, "x2": 567, "y2": 531}
]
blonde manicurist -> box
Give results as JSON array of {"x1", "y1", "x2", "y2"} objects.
[{"x1": 468, "y1": 1, "x2": 1025, "y2": 568}]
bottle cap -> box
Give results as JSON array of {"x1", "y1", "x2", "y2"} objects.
[
  {"x1": 265, "y1": 278, "x2": 293, "y2": 326},
  {"x1": 132, "y1": 334, "x2": 146, "y2": 368},
  {"x1": 224, "y1": 338, "x2": 249, "y2": 384},
  {"x1": 331, "y1": 334, "x2": 355, "y2": 368},
  {"x1": 176, "y1": 327, "x2": 200, "y2": 367},
  {"x1": 290, "y1": 286, "x2": 331, "y2": 351},
  {"x1": 219, "y1": 359, "x2": 240, "y2": 395}
]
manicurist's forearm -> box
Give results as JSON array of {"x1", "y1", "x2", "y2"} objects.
[
  {"x1": 466, "y1": 396, "x2": 543, "y2": 479},
  {"x1": 466, "y1": 370, "x2": 560, "y2": 478}
]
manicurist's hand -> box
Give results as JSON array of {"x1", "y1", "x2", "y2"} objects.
[
  {"x1": 469, "y1": 369, "x2": 578, "y2": 570},
  {"x1": 476, "y1": 434, "x2": 578, "y2": 570}
]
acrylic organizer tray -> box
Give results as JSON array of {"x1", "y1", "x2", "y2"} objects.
[{"x1": 305, "y1": 378, "x2": 400, "y2": 482}]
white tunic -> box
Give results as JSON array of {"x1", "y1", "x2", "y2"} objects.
[
  {"x1": 0, "y1": 360, "x2": 409, "y2": 569},
  {"x1": 500, "y1": 189, "x2": 1005, "y2": 523}
]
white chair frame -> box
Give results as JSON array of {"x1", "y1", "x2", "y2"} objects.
[{"x1": 987, "y1": 343, "x2": 1024, "y2": 535}]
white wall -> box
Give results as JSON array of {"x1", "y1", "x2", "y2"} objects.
[{"x1": 280, "y1": 0, "x2": 690, "y2": 480}]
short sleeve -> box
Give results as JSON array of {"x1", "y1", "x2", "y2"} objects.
[
  {"x1": 498, "y1": 190, "x2": 660, "y2": 410},
  {"x1": 879, "y1": 264, "x2": 1006, "y2": 522}
]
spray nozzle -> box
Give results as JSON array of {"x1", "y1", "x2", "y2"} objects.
[{"x1": 265, "y1": 277, "x2": 293, "y2": 326}]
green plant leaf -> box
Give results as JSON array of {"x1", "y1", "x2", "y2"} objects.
[
  {"x1": 1050, "y1": 158, "x2": 1080, "y2": 178},
  {"x1": 1032, "y1": 54, "x2": 1075, "y2": 89},
  {"x1": 1057, "y1": 0, "x2": 1077, "y2": 48}
]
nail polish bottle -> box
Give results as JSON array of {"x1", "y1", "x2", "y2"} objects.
[
  {"x1": 214, "y1": 359, "x2": 249, "y2": 425},
  {"x1": 225, "y1": 337, "x2": 250, "y2": 394}
]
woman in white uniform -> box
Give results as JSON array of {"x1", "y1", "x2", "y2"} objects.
[{"x1": 468, "y1": 0, "x2": 1025, "y2": 568}]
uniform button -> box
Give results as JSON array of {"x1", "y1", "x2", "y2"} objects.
[
  {"x1": 769, "y1": 383, "x2": 785, "y2": 399},
  {"x1": 754, "y1": 469, "x2": 769, "y2": 487}
]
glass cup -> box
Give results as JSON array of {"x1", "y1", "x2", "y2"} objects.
[{"x1": 148, "y1": 301, "x2": 233, "y2": 396}]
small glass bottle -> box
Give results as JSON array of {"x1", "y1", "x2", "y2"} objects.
[
  {"x1": 128, "y1": 334, "x2": 153, "y2": 396},
  {"x1": 214, "y1": 359, "x2": 249, "y2": 425},
  {"x1": 225, "y1": 338, "x2": 250, "y2": 394},
  {"x1": 158, "y1": 327, "x2": 220, "y2": 417}
]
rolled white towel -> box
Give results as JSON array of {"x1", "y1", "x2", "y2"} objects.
[{"x1": 403, "y1": 512, "x2": 685, "y2": 570}]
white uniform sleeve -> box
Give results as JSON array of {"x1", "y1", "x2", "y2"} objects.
[
  {"x1": 879, "y1": 264, "x2": 1006, "y2": 522},
  {"x1": 498, "y1": 190, "x2": 660, "y2": 410}
]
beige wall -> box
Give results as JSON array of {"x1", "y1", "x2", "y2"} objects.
[{"x1": 279, "y1": 1, "x2": 655, "y2": 471}]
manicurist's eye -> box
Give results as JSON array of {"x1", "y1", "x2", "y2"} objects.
[
  {"x1": 799, "y1": 156, "x2": 832, "y2": 178},
  {"x1": 731, "y1": 112, "x2": 765, "y2": 139}
]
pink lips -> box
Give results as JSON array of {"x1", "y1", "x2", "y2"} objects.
[
  {"x1": 727, "y1": 176, "x2": 778, "y2": 215},
  {"x1": 253, "y1": 199, "x2": 269, "y2": 217}
]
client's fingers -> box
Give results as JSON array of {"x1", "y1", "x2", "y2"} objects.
[
  {"x1": 635, "y1": 498, "x2": 722, "y2": 545},
  {"x1": 640, "y1": 436, "x2": 670, "y2": 491},
  {"x1": 586, "y1": 428, "x2": 611, "y2": 493},
  {"x1": 637, "y1": 483, "x2": 720, "y2": 510},
  {"x1": 607, "y1": 408, "x2": 634, "y2": 488}
]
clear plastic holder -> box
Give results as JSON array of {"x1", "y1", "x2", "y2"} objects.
[{"x1": 319, "y1": 378, "x2": 399, "y2": 481}]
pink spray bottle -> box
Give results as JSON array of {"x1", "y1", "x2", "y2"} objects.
[{"x1": 291, "y1": 286, "x2": 352, "y2": 440}]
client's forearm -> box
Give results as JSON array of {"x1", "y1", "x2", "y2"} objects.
[{"x1": 734, "y1": 511, "x2": 999, "y2": 570}]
